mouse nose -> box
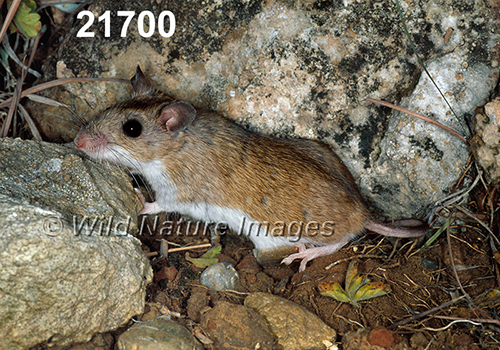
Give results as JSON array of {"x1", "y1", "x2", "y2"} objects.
[
  {"x1": 74, "y1": 133, "x2": 87, "y2": 149},
  {"x1": 74, "y1": 132, "x2": 108, "y2": 151}
]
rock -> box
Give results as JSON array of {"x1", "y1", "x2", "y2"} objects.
[
  {"x1": 28, "y1": 0, "x2": 499, "y2": 219},
  {"x1": 343, "y1": 328, "x2": 408, "y2": 350},
  {"x1": 236, "y1": 253, "x2": 262, "y2": 274},
  {"x1": 0, "y1": 138, "x2": 142, "y2": 234},
  {"x1": 367, "y1": 328, "x2": 399, "y2": 348},
  {"x1": 65, "y1": 333, "x2": 114, "y2": 350},
  {"x1": 186, "y1": 287, "x2": 210, "y2": 323},
  {"x1": 0, "y1": 138, "x2": 151, "y2": 349},
  {"x1": 200, "y1": 301, "x2": 277, "y2": 350},
  {"x1": 138, "y1": 303, "x2": 163, "y2": 322},
  {"x1": 245, "y1": 292, "x2": 336, "y2": 350},
  {"x1": 0, "y1": 194, "x2": 152, "y2": 350},
  {"x1": 154, "y1": 265, "x2": 179, "y2": 283},
  {"x1": 365, "y1": 53, "x2": 498, "y2": 218},
  {"x1": 117, "y1": 317, "x2": 203, "y2": 350},
  {"x1": 238, "y1": 271, "x2": 276, "y2": 293},
  {"x1": 471, "y1": 98, "x2": 500, "y2": 187},
  {"x1": 409, "y1": 332, "x2": 430, "y2": 349},
  {"x1": 420, "y1": 257, "x2": 439, "y2": 270},
  {"x1": 453, "y1": 334, "x2": 474, "y2": 350},
  {"x1": 200, "y1": 262, "x2": 239, "y2": 291}
]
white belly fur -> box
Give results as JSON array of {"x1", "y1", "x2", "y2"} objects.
[{"x1": 134, "y1": 157, "x2": 318, "y2": 251}]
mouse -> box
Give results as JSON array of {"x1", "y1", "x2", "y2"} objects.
[{"x1": 74, "y1": 67, "x2": 427, "y2": 272}]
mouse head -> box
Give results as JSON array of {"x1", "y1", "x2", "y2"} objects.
[{"x1": 74, "y1": 67, "x2": 197, "y2": 170}]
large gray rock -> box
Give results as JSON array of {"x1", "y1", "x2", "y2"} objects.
[
  {"x1": 362, "y1": 53, "x2": 498, "y2": 217},
  {"x1": 29, "y1": 0, "x2": 499, "y2": 219},
  {"x1": 0, "y1": 194, "x2": 152, "y2": 350},
  {"x1": 0, "y1": 138, "x2": 152, "y2": 349},
  {"x1": 0, "y1": 138, "x2": 141, "y2": 234}
]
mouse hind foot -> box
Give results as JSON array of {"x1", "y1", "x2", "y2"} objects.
[{"x1": 281, "y1": 238, "x2": 350, "y2": 272}]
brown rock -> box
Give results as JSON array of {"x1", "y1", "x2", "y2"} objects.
[
  {"x1": 66, "y1": 333, "x2": 114, "y2": 350},
  {"x1": 236, "y1": 253, "x2": 262, "y2": 274},
  {"x1": 245, "y1": 292, "x2": 336, "y2": 350},
  {"x1": 343, "y1": 328, "x2": 409, "y2": 350},
  {"x1": 154, "y1": 266, "x2": 179, "y2": 283},
  {"x1": 200, "y1": 301, "x2": 277, "y2": 350},
  {"x1": 367, "y1": 328, "x2": 399, "y2": 348},
  {"x1": 409, "y1": 332, "x2": 429, "y2": 349},
  {"x1": 471, "y1": 98, "x2": 500, "y2": 187},
  {"x1": 186, "y1": 287, "x2": 210, "y2": 323}
]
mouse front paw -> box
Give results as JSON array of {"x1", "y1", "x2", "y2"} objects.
[
  {"x1": 134, "y1": 188, "x2": 163, "y2": 215},
  {"x1": 139, "y1": 201, "x2": 164, "y2": 215}
]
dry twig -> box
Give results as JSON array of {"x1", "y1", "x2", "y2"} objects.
[{"x1": 364, "y1": 98, "x2": 467, "y2": 143}]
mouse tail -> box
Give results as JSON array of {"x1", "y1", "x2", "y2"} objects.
[{"x1": 365, "y1": 219, "x2": 428, "y2": 238}]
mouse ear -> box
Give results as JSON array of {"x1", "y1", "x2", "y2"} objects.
[
  {"x1": 161, "y1": 102, "x2": 196, "y2": 135},
  {"x1": 131, "y1": 66, "x2": 154, "y2": 96}
]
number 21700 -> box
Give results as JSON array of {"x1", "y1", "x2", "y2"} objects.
[{"x1": 77, "y1": 10, "x2": 176, "y2": 38}]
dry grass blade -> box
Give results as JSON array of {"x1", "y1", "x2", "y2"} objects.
[
  {"x1": 144, "y1": 242, "x2": 212, "y2": 258},
  {"x1": 0, "y1": 77, "x2": 130, "y2": 109},
  {"x1": 1, "y1": 76, "x2": 22, "y2": 137},
  {"x1": 0, "y1": 0, "x2": 22, "y2": 43},
  {"x1": 364, "y1": 98, "x2": 467, "y2": 144},
  {"x1": 453, "y1": 205, "x2": 499, "y2": 245},
  {"x1": 476, "y1": 164, "x2": 495, "y2": 229},
  {"x1": 2, "y1": 37, "x2": 41, "y2": 78},
  {"x1": 26, "y1": 94, "x2": 70, "y2": 108},
  {"x1": 445, "y1": 210, "x2": 496, "y2": 326},
  {"x1": 17, "y1": 103, "x2": 41, "y2": 140},
  {"x1": 388, "y1": 295, "x2": 466, "y2": 329},
  {"x1": 446, "y1": 215, "x2": 473, "y2": 305},
  {"x1": 37, "y1": 0, "x2": 83, "y2": 5},
  {"x1": 1, "y1": 29, "x2": 42, "y2": 137},
  {"x1": 433, "y1": 315, "x2": 500, "y2": 327},
  {"x1": 428, "y1": 172, "x2": 480, "y2": 223}
]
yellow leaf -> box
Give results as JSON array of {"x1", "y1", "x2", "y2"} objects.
[
  {"x1": 319, "y1": 282, "x2": 351, "y2": 303},
  {"x1": 345, "y1": 261, "x2": 366, "y2": 300},
  {"x1": 354, "y1": 281, "x2": 391, "y2": 302},
  {"x1": 320, "y1": 261, "x2": 391, "y2": 306}
]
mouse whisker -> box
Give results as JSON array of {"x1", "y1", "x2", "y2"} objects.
[
  {"x1": 107, "y1": 147, "x2": 156, "y2": 201},
  {"x1": 71, "y1": 112, "x2": 87, "y2": 127}
]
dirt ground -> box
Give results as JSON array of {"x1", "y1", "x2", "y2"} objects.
[{"x1": 136, "y1": 206, "x2": 499, "y2": 349}]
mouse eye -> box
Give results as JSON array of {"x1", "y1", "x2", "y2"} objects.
[{"x1": 122, "y1": 119, "x2": 143, "y2": 138}]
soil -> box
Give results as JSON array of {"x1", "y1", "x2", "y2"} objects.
[{"x1": 135, "y1": 209, "x2": 498, "y2": 349}]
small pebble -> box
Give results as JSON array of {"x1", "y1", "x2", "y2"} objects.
[
  {"x1": 200, "y1": 262, "x2": 239, "y2": 291},
  {"x1": 420, "y1": 258, "x2": 439, "y2": 270}
]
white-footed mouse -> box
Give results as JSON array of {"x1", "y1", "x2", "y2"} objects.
[{"x1": 74, "y1": 67, "x2": 427, "y2": 272}]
